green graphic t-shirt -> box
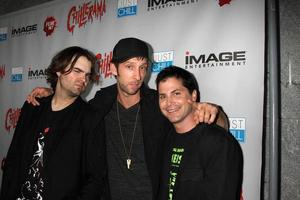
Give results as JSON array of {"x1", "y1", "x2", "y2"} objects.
[{"x1": 168, "y1": 147, "x2": 184, "y2": 200}]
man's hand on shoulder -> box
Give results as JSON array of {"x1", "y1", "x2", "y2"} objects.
[
  {"x1": 26, "y1": 87, "x2": 53, "y2": 106},
  {"x1": 191, "y1": 101, "x2": 229, "y2": 130}
]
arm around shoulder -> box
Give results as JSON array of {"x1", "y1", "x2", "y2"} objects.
[{"x1": 215, "y1": 106, "x2": 229, "y2": 131}]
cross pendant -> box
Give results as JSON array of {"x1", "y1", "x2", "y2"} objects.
[{"x1": 126, "y1": 159, "x2": 131, "y2": 169}]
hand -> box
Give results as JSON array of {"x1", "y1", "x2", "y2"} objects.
[
  {"x1": 191, "y1": 101, "x2": 219, "y2": 124},
  {"x1": 191, "y1": 101, "x2": 229, "y2": 130},
  {"x1": 26, "y1": 87, "x2": 53, "y2": 106}
]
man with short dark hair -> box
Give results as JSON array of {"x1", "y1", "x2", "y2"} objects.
[
  {"x1": 0, "y1": 46, "x2": 106, "y2": 200},
  {"x1": 156, "y1": 66, "x2": 243, "y2": 200}
]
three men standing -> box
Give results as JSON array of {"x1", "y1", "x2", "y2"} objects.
[{"x1": 9, "y1": 38, "x2": 233, "y2": 200}]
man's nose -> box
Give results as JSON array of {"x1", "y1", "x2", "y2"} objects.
[
  {"x1": 166, "y1": 96, "x2": 174, "y2": 106},
  {"x1": 133, "y1": 68, "x2": 141, "y2": 80},
  {"x1": 80, "y1": 73, "x2": 89, "y2": 83}
]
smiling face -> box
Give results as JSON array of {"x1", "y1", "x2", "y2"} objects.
[
  {"x1": 55, "y1": 56, "x2": 92, "y2": 97},
  {"x1": 111, "y1": 57, "x2": 148, "y2": 98},
  {"x1": 158, "y1": 76, "x2": 197, "y2": 132}
]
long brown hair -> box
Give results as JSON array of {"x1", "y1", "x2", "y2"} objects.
[{"x1": 46, "y1": 46, "x2": 97, "y2": 89}]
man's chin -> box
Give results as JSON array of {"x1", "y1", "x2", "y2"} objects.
[
  {"x1": 71, "y1": 89, "x2": 84, "y2": 97},
  {"x1": 165, "y1": 115, "x2": 181, "y2": 124},
  {"x1": 123, "y1": 87, "x2": 140, "y2": 96},
  {"x1": 129, "y1": 89, "x2": 140, "y2": 95},
  {"x1": 165, "y1": 116, "x2": 175, "y2": 123}
]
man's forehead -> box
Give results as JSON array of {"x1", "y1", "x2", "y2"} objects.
[
  {"x1": 159, "y1": 78, "x2": 184, "y2": 89},
  {"x1": 73, "y1": 65, "x2": 91, "y2": 73},
  {"x1": 162, "y1": 77, "x2": 183, "y2": 85},
  {"x1": 66, "y1": 56, "x2": 91, "y2": 70}
]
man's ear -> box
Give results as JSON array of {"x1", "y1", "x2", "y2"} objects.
[
  {"x1": 192, "y1": 90, "x2": 198, "y2": 102},
  {"x1": 56, "y1": 71, "x2": 62, "y2": 77},
  {"x1": 110, "y1": 62, "x2": 118, "y2": 76}
]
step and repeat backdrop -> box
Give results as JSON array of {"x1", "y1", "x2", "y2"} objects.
[{"x1": 0, "y1": 0, "x2": 265, "y2": 199}]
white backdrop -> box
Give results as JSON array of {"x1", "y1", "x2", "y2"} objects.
[{"x1": 0, "y1": 0, "x2": 265, "y2": 199}]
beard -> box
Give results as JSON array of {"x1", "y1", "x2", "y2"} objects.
[{"x1": 118, "y1": 81, "x2": 142, "y2": 96}]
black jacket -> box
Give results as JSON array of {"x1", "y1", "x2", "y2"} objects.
[
  {"x1": 0, "y1": 96, "x2": 106, "y2": 200},
  {"x1": 89, "y1": 84, "x2": 171, "y2": 200}
]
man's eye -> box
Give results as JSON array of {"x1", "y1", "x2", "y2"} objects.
[
  {"x1": 73, "y1": 69, "x2": 80, "y2": 73},
  {"x1": 140, "y1": 66, "x2": 147, "y2": 70}
]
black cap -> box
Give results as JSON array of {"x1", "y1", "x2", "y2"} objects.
[{"x1": 111, "y1": 37, "x2": 149, "y2": 63}]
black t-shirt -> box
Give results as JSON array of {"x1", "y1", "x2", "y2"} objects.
[
  {"x1": 159, "y1": 124, "x2": 243, "y2": 200},
  {"x1": 105, "y1": 101, "x2": 152, "y2": 200}
]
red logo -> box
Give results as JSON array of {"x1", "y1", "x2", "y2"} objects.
[
  {"x1": 44, "y1": 127, "x2": 50, "y2": 135},
  {"x1": 96, "y1": 51, "x2": 113, "y2": 79},
  {"x1": 0, "y1": 65, "x2": 5, "y2": 79},
  {"x1": 218, "y1": 0, "x2": 232, "y2": 7},
  {"x1": 67, "y1": 0, "x2": 106, "y2": 34},
  {"x1": 43, "y1": 16, "x2": 57, "y2": 36},
  {"x1": 5, "y1": 108, "x2": 21, "y2": 132}
]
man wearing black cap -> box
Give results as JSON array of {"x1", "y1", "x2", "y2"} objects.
[
  {"x1": 26, "y1": 37, "x2": 228, "y2": 200},
  {"x1": 88, "y1": 37, "x2": 228, "y2": 200}
]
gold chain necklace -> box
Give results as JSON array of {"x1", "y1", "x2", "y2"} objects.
[{"x1": 116, "y1": 100, "x2": 140, "y2": 169}]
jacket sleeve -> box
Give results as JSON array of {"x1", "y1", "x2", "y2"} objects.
[
  {"x1": 0, "y1": 101, "x2": 35, "y2": 199},
  {"x1": 201, "y1": 128, "x2": 243, "y2": 200},
  {"x1": 68, "y1": 114, "x2": 107, "y2": 200}
]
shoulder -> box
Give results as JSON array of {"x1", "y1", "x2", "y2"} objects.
[
  {"x1": 21, "y1": 95, "x2": 51, "y2": 112},
  {"x1": 195, "y1": 123, "x2": 240, "y2": 147},
  {"x1": 140, "y1": 85, "x2": 159, "y2": 107},
  {"x1": 94, "y1": 84, "x2": 117, "y2": 98},
  {"x1": 89, "y1": 84, "x2": 117, "y2": 108},
  {"x1": 193, "y1": 124, "x2": 242, "y2": 161},
  {"x1": 141, "y1": 85, "x2": 157, "y2": 98}
]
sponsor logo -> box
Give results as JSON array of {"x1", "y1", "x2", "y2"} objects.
[
  {"x1": 11, "y1": 24, "x2": 37, "y2": 37},
  {"x1": 117, "y1": 0, "x2": 137, "y2": 17},
  {"x1": 11, "y1": 67, "x2": 23, "y2": 82},
  {"x1": 147, "y1": 0, "x2": 199, "y2": 11},
  {"x1": 5, "y1": 107, "x2": 21, "y2": 132},
  {"x1": 218, "y1": 0, "x2": 232, "y2": 7},
  {"x1": 151, "y1": 51, "x2": 174, "y2": 72},
  {"x1": 185, "y1": 50, "x2": 246, "y2": 70},
  {"x1": 44, "y1": 16, "x2": 57, "y2": 36},
  {"x1": 0, "y1": 65, "x2": 5, "y2": 79},
  {"x1": 0, "y1": 27, "x2": 8, "y2": 41},
  {"x1": 28, "y1": 67, "x2": 47, "y2": 80},
  {"x1": 229, "y1": 117, "x2": 246, "y2": 143},
  {"x1": 67, "y1": 0, "x2": 106, "y2": 34},
  {"x1": 95, "y1": 51, "x2": 113, "y2": 79}
]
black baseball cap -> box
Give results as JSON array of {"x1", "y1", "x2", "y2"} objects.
[{"x1": 111, "y1": 37, "x2": 149, "y2": 63}]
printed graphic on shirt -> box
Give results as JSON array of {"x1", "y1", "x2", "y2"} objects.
[
  {"x1": 168, "y1": 147, "x2": 184, "y2": 200},
  {"x1": 17, "y1": 128, "x2": 49, "y2": 200}
]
